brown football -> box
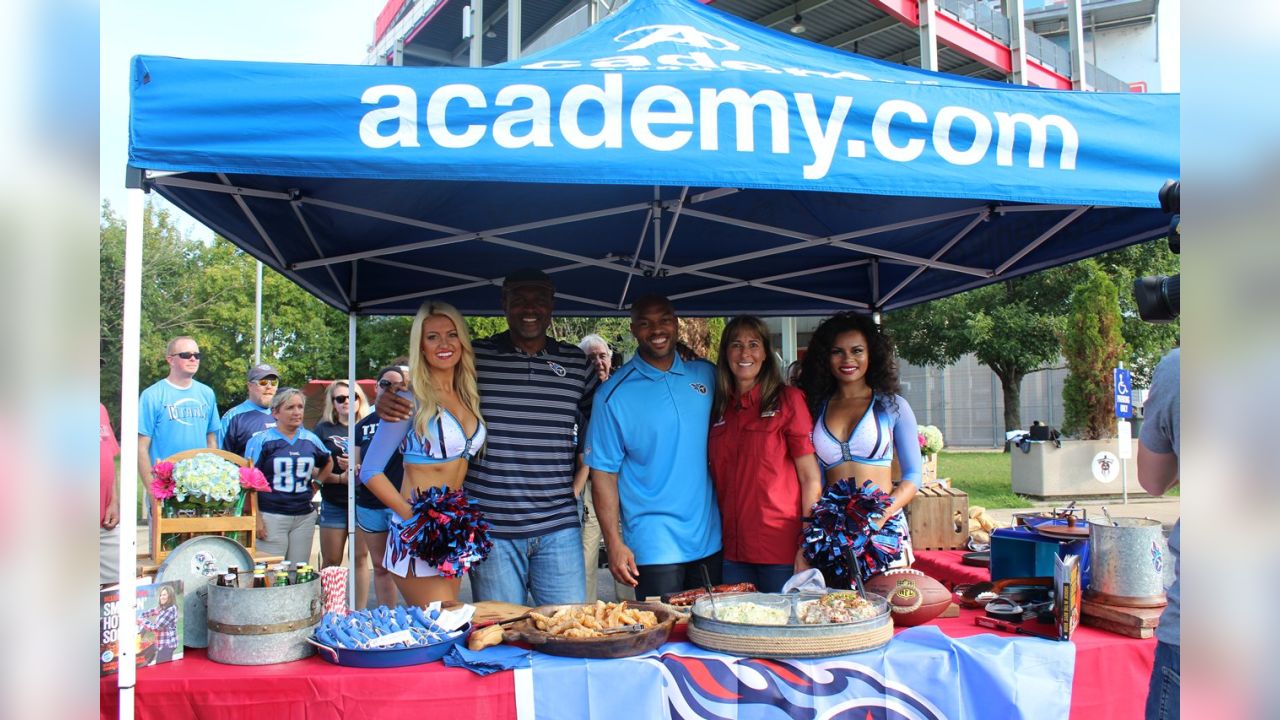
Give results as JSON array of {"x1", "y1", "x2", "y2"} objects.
[{"x1": 864, "y1": 569, "x2": 951, "y2": 626}]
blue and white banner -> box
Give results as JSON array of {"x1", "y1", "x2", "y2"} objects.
[
  {"x1": 525, "y1": 630, "x2": 1075, "y2": 720},
  {"x1": 130, "y1": 0, "x2": 1176, "y2": 208}
]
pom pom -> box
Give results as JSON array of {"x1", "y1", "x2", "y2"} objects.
[
  {"x1": 802, "y1": 478, "x2": 904, "y2": 587},
  {"x1": 150, "y1": 462, "x2": 176, "y2": 500},
  {"x1": 390, "y1": 486, "x2": 492, "y2": 578},
  {"x1": 238, "y1": 466, "x2": 271, "y2": 492}
]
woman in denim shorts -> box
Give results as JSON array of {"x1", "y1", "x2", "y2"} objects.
[{"x1": 311, "y1": 380, "x2": 371, "y2": 605}]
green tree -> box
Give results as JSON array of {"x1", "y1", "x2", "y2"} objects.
[
  {"x1": 1061, "y1": 263, "x2": 1126, "y2": 439},
  {"x1": 889, "y1": 274, "x2": 1071, "y2": 435},
  {"x1": 888, "y1": 240, "x2": 1179, "y2": 436}
]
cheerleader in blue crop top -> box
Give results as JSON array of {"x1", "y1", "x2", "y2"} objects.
[
  {"x1": 357, "y1": 301, "x2": 487, "y2": 605},
  {"x1": 796, "y1": 312, "x2": 922, "y2": 569}
]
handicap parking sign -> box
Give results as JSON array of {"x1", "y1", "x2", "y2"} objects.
[{"x1": 1114, "y1": 367, "x2": 1132, "y2": 418}]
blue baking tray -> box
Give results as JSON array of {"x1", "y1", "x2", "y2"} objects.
[{"x1": 309, "y1": 623, "x2": 471, "y2": 668}]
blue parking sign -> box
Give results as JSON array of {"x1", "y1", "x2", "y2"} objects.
[{"x1": 1114, "y1": 368, "x2": 1133, "y2": 418}]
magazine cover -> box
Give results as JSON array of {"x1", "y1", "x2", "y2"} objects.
[{"x1": 100, "y1": 580, "x2": 185, "y2": 676}]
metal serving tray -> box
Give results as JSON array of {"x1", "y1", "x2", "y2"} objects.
[{"x1": 690, "y1": 592, "x2": 891, "y2": 639}]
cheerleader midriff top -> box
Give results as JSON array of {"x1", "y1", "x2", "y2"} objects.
[
  {"x1": 359, "y1": 394, "x2": 485, "y2": 484},
  {"x1": 811, "y1": 393, "x2": 923, "y2": 486}
]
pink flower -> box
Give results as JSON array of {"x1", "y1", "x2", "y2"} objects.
[
  {"x1": 150, "y1": 462, "x2": 176, "y2": 500},
  {"x1": 918, "y1": 432, "x2": 927, "y2": 450},
  {"x1": 239, "y1": 466, "x2": 272, "y2": 493}
]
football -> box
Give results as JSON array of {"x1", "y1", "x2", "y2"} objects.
[{"x1": 864, "y1": 569, "x2": 951, "y2": 627}]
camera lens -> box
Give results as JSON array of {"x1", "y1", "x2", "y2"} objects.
[{"x1": 1133, "y1": 275, "x2": 1180, "y2": 323}]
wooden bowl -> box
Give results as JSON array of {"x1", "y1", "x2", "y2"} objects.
[{"x1": 502, "y1": 602, "x2": 675, "y2": 658}]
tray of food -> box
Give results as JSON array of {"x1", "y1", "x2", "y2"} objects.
[
  {"x1": 500, "y1": 601, "x2": 676, "y2": 658},
  {"x1": 687, "y1": 591, "x2": 893, "y2": 658}
]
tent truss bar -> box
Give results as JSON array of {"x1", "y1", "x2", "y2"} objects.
[
  {"x1": 290, "y1": 200, "x2": 349, "y2": 305},
  {"x1": 651, "y1": 187, "x2": 662, "y2": 271},
  {"x1": 994, "y1": 206, "x2": 1090, "y2": 275},
  {"x1": 655, "y1": 186, "x2": 689, "y2": 271},
  {"x1": 218, "y1": 173, "x2": 287, "y2": 267},
  {"x1": 668, "y1": 205, "x2": 991, "y2": 277},
  {"x1": 617, "y1": 207, "x2": 656, "y2": 309},
  {"x1": 668, "y1": 259, "x2": 873, "y2": 306},
  {"x1": 292, "y1": 200, "x2": 654, "y2": 270},
  {"x1": 147, "y1": 174, "x2": 292, "y2": 201},
  {"x1": 359, "y1": 258, "x2": 600, "y2": 307},
  {"x1": 478, "y1": 235, "x2": 646, "y2": 276},
  {"x1": 689, "y1": 187, "x2": 740, "y2": 204},
  {"x1": 879, "y1": 208, "x2": 990, "y2": 305}
]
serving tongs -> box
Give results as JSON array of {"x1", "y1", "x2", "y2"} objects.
[
  {"x1": 599, "y1": 623, "x2": 645, "y2": 635},
  {"x1": 699, "y1": 563, "x2": 720, "y2": 620}
]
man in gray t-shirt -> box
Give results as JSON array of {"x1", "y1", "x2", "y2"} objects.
[{"x1": 1137, "y1": 348, "x2": 1179, "y2": 720}]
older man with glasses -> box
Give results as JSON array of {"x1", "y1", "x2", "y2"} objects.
[
  {"x1": 138, "y1": 336, "x2": 220, "y2": 492},
  {"x1": 221, "y1": 363, "x2": 281, "y2": 457}
]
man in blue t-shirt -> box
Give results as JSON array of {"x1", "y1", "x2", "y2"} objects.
[
  {"x1": 137, "y1": 336, "x2": 220, "y2": 489},
  {"x1": 221, "y1": 363, "x2": 280, "y2": 456},
  {"x1": 586, "y1": 294, "x2": 722, "y2": 600}
]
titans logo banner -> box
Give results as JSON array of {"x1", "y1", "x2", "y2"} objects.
[{"x1": 526, "y1": 629, "x2": 1074, "y2": 719}]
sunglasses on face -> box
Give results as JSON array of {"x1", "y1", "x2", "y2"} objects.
[
  {"x1": 256, "y1": 378, "x2": 279, "y2": 388},
  {"x1": 170, "y1": 352, "x2": 201, "y2": 360},
  {"x1": 334, "y1": 395, "x2": 350, "y2": 404}
]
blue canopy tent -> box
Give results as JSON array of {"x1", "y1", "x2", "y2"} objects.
[
  {"x1": 126, "y1": 0, "x2": 1177, "y2": 317},
  {"x1": 112, "y1": 1, "x2": 1176, "y2": 708}
]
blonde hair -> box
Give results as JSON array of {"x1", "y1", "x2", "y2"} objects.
[
  {"x1": 407, "y1": 300, "x2": 484, "y2": 443},
  {"x1": 320, "y1": 380, "x2": 370, "y2": 425}
]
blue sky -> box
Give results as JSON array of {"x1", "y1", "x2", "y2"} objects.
[{"x1": 100, "y1": 0, "x2": 385, "y2": 223}]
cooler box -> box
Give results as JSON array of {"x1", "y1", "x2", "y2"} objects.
[{"x1": 990, "y1": 526, "x2": 1091, "y2": 587}]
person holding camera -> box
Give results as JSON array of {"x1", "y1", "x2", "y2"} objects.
[{"x1": 1138, "y1": 347, "x2": 1179, "y2": 720}]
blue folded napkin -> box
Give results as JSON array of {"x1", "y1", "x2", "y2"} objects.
[{"x1": 444, "y1": 643, "x2": 531, "y2": 675}]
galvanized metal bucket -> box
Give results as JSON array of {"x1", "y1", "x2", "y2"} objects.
[
  {"x1": 1087, "y1": 518, "x2": 1171, "y2": 607},
  {"x1": 206, "y1": 581, "x2": 322, "y2": 665}
]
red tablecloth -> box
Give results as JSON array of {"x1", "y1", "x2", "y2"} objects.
[
  {"x1": 912, "y1": 548, "x2": 991, "y2": 588},
  {"x1": 100, "y1": 649, "x2": 518, "y2": 720}
]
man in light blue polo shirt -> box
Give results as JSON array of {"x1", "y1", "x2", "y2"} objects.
[
  {"x1": 586, "y1": 294, "x2": 722, "y2": 600},
  {"x1": 137, "y1": 336, "x2": 220, "y2": 488}
]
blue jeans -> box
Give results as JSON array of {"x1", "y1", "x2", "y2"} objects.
[
  {"x1": 1144, "y1": 641, "x2": 1179, "y2": 720},
  {"x1": 469, "y1": 526, "x2": 586, "y2": 606},
  {"x1": 722, "y1": 560, "x2": 796, "y2": 593}
]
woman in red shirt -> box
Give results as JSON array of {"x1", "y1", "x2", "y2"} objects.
[{"x1": 708, "y1": 315, "x2": 824, "y2": 592}]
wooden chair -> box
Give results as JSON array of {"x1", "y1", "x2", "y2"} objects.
[{"x1": 148, "y1": 448, "x2": 259, "y2": 563}]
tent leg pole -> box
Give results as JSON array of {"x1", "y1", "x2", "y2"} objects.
[
  {"x1": 347, "y1": 312, "x2": 358, "y2": 611},
  {"x1": 118, "y1": 188, "x2": 145, "y2": 720}
]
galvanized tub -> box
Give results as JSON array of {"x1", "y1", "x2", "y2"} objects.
[
  {"x1": 1087, "y1": 518, "x2": 1172, "y2": 607},
  {"x1": 206, "y1": 581, "x2": 322, "y2": 665}
]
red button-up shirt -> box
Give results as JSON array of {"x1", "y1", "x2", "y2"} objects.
[{"x1": 708, "y1": 384, "x2": 816, "y2": 565}]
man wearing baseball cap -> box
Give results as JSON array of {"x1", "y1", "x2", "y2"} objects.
[
  {"x1": 221, "y1": 363, "x2": 280, "y2": 457},
  {"x1": 379, "y1": 268, "x2": 598, "y2": 605}
]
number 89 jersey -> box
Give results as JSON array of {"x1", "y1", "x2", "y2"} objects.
[{"x1": 244, "y1": 427, "x2": 331, "y2": 516}]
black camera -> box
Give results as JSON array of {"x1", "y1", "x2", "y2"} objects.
[{"x1": 1132, "y1": 180, "x2": 1180, "y2": 322}]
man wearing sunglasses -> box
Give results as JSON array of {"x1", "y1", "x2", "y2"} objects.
[
  {"x1": 138, "y1": 336, "x2": 220, "y2": 490},
  {"x1": 221, "y1": 364, "x2": 281, "y2": 457}
]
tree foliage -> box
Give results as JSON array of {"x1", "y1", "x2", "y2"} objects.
[
  {"x1": 887, "y1": 240, "x2": 1178, "y2": 434},
  {"x1": 1061, "y1": 263, "x2": 1126, "y2": 439}
]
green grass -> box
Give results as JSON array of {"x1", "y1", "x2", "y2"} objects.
[{"x1": 937, "y1": 450, "x2": 1026, "y2": 509}]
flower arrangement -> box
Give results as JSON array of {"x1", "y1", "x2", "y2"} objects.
[
  {"x1": 918, "y1": 425, "x2": 944, "y2": 456},
  {"x1": 151, "y1": 454, "x2": 271, "y2": 517}
]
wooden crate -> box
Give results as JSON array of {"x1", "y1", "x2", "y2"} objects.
[
  {"x1": 904, "y1": 485, "x2": 969, "y2": 550},
  {"x1": 149, "y1": 448, "x2": 259, "y2": 564}
]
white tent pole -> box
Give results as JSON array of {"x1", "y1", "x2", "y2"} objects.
[
  {"x1": 254, "y1": 261, "x2": 263, "y2": 365},
  {"x1": 347, "y1": 313, "x2": 358, "y2": 610},
  {"x1": 117, "y1": 188, "x2": 145, "y2": 720}
]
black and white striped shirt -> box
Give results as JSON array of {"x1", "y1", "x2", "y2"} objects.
[{"x1": 466, "y1": 333, "x2": 598, "y2": 539}]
